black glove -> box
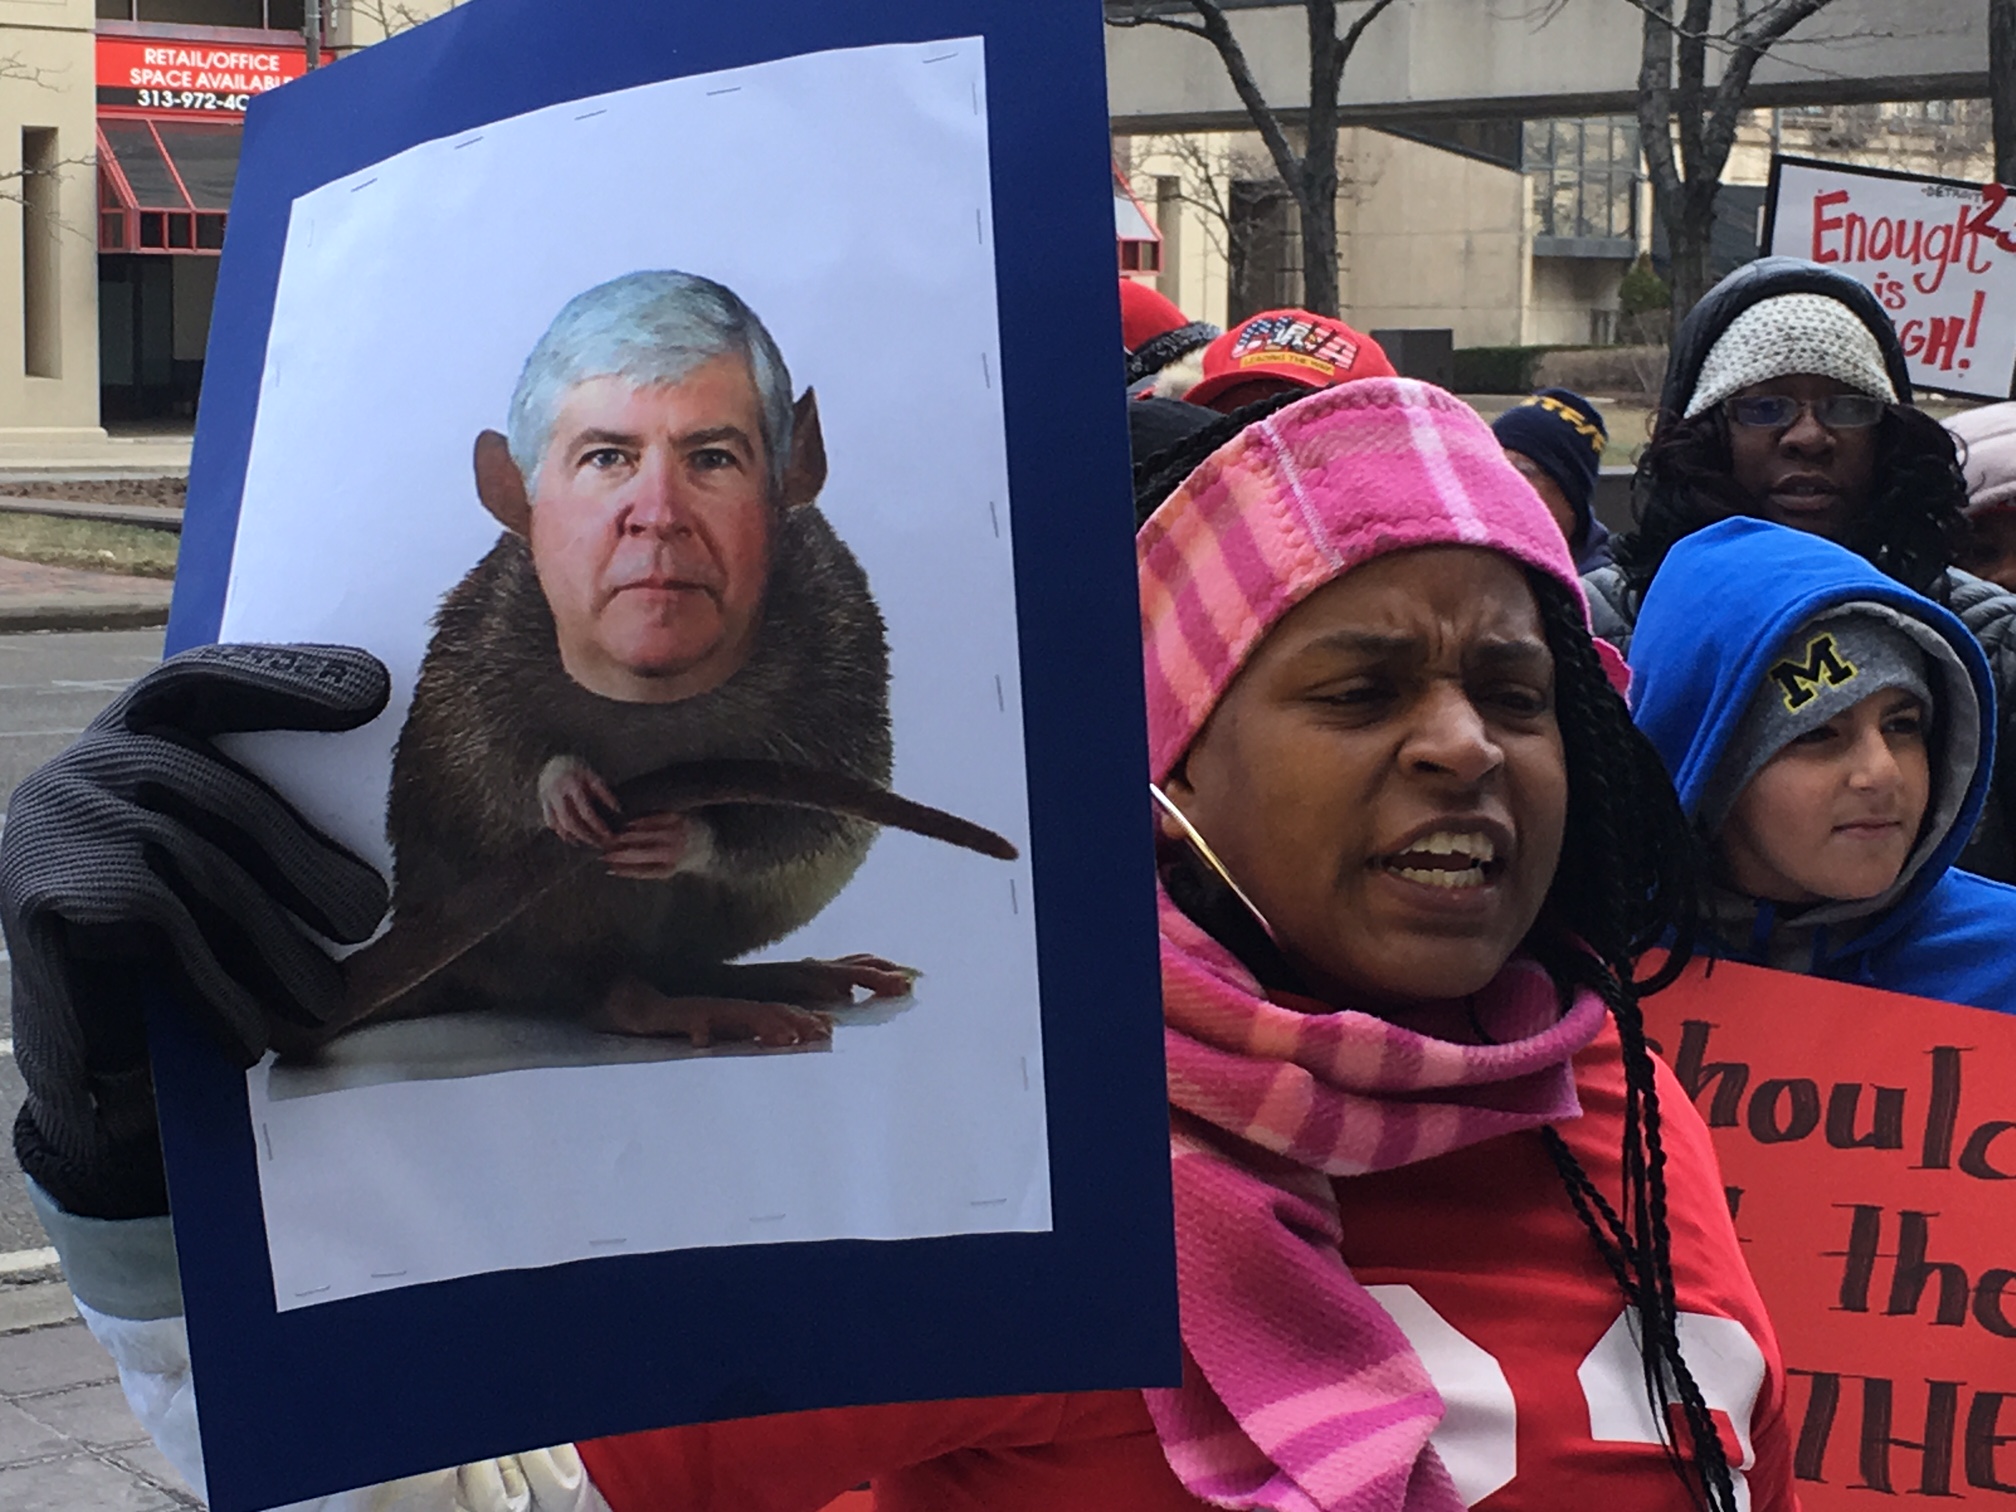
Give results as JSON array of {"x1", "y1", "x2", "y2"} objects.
[{"x1": 4, "y1": 644, "x2": 391, "y2": 1220}]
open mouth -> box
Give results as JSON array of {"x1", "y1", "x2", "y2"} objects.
[{"x1": 1377, "y1": 830, "x2": 1502, "y2": 891}]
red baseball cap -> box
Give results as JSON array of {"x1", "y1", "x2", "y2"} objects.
[
  {"x1": 1119, "y1": 279, "x2": 1193, "y2": 353},
  {"x1": 1184, "y1": 309, "x2": 1396, "y2": 411}
]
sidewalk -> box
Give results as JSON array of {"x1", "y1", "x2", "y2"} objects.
[
  {"x1": 0, "y1": 1282, "x2": 201, "y2": 1509},
  {"x1": 0, "y1": 428, "x2": 193, "y2": 477},
  {"x1": 0, "y1": 558, "x2": 173, "y2": 634}
]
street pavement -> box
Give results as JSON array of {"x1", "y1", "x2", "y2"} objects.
[
  {"x1": 0, "y1": 430, "x2": 192, "y2": 476},
  {"x1": 0, "y1": 629, "x2": 203, "y2": 1509},
  {"x1": 0, "y1": 558, "x2": 174, "y2": 635}
]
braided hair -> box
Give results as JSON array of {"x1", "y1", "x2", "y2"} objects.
[
  {"x1": 1525, "y1": 572, "x2": 1736, "y2": 1512},
  {"x1": 1136, "y1": 412, "x2": 1738, "y2": 1512},
  {"x1": 1616, "y1": 402, "x2": 1970, "y2": 603}
]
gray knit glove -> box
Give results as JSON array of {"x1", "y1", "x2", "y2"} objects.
[{"x1": 4, "y1": 644, "x2": 391, "y2": 1219}]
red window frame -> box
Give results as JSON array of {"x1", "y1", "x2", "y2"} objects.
[
  {"x1": 1114, "y1": 161, "x2": 1163, "y2": 275},
  {"x1": 97, "y1": 112, "x2": 230, "y2": 256}
]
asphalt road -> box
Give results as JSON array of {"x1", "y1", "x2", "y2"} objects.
[{"x1": 0, "y1": 629, "x2": 165, "y2": 1260}]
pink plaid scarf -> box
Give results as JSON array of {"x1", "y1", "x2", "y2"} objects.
[
  {"x1": 1143, "y1": 896, "x2": 1607, "y2": 1511},
  {"x1": 1134, "y1": 378, "x2": 1607, "y2": 1509}
]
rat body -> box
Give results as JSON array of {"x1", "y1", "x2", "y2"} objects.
[
  {"x1": 321, "y1": 274, "x2": 1013, "y2": 1052},
  {"x1": 381, "y1": 496, "x2": 895, "y2": 1038}
]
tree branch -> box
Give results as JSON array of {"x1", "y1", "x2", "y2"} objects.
[
  {"x1": 1701, "y1": 0, "x2": 1839, "y2": 175},
  {"x1": 1635, "y1": 0, "x2": 1682, "y2": 206},
  {"x1": 0, "y1": 155, "x2": 105, "y2": 246},
  {"x1": 1674, "y1": 0, "x2": 1710, "y2": 182},
  {"x1": 1727, "y1": 0, "x2": 1839, "y2": 54},
  {"x1": 1106, "y1": 11, "x2": 1212, "y2": 40},
  {"x1": 1177, "y1": 0, "x2": 1307, "y2": 200},
  {"x1": 0, "y1": 52, "x2": 59, "y2": 89},
  {"x1": 1334, "y1": 0, "x2": 1402, "y2": 84}
]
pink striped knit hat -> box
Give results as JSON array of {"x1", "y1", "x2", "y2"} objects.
[{"x1": 1138, "y1": 378, "x2": 1587, "y2": 783}]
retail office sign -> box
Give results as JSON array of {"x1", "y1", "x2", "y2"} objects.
[
  {"x1": 97, "y1": 37, "x2": 308, "y2": 116},
  {"x1": 1642, "y1": 959, "x2": 2016, "y2": 1509},
  {"x1": 1765, "y1": 154, "x2": 2016, "y2": 401}
]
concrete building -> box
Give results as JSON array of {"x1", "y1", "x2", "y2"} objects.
[
  {"x1": 0, "y1": 0, "x2": 2001, "y2": 440},
  {"x1": 0, "y1": 0, "x2": 451, "y2": 443},
  {"x1": 1111, "y1": 0, "x2": 1994, "y2": 352},
  {"x1": 1125, "y1": 98, "x2": 2000, "y2": 354}
]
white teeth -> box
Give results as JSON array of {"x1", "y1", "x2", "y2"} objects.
[
  {"x1": 1407, "y1": 831, "x2": 1496, "y2": 863},
  {"x1": 1391, "y1": 865, "x2": 1488, "y2": 889}
]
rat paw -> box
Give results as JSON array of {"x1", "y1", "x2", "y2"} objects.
[
  {"x1": 601, "y1": 811, "x2": 714, "y2": 880},
  {"x1": 538, "y1": 755, "x2": 619, "y2": 847},
  {"x1": 707, "y1": 955, "x2": 919, "y2": 1006},
  {"x1": 592, "y1": 980, "x2": 833, "y2": 1048}
]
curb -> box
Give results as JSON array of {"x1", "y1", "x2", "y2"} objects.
[
  {"x1": 0, "y1": 603, "x2": 171, "y2": 634},
  {"x1": 0, "y1": 497, "x2": 183, "y2": 533},
  {"x1": 0, "y1": 1279, "x2": 77, "y2": 1335}
]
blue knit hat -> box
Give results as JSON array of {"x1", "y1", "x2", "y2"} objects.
[{"x1": 1491, "y1": 387, "x2": 1608, "y2": 536}]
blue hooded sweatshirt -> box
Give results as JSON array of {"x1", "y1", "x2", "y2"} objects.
[{"x1": 1629, "y1": 517, "x2": 2016, "y2": 1014}]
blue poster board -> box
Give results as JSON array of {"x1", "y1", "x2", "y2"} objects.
[{"x1": 151, "y1": 2, "x2": 1175, "y2": 1507}]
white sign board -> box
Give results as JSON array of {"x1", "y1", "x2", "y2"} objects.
[
  {"x1": 215, "y1": 40, "x2": 1052, "y2": 1311},
  {"x1": 1766, "y1": 155, "x2": 2016, "y2": 400}
]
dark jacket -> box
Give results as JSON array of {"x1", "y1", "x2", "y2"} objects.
[{"x1": 1588, "y1": 256, "x2": 2016, "y2": 880}]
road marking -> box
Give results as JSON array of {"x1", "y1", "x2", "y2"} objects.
[
  {"x1": 0, "y1": 1246, "x2": 58, "y2": 1276},
  {"x1": 0, "y1": 1037, "x2": 12, "y2": 1057},
  {"x1": 0, "y1": 728, "x2": 84, "y2": 738}
]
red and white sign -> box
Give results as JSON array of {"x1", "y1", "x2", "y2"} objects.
[
  {"x1": 1643, "y1": 959, "x2": 2016, "y2": 1508},
  {"x1": 1766, "y1": 154, "x2": 2016, "y2": 401},
  {"x1": 96, "y1": 36, "x2": 308, "y2": 116}
]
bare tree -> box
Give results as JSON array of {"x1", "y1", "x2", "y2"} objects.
[
  {"x1": 1122, "y1": 133, "x2": 1284, "y2": 274},
  {"x1": 0, "y1": 53, "x2": 93, "y2": 231},
  {"x1": 339, "y1": 0, "x2": 459, "y2": 47},
  {"x1": 1788, "y1": 99, "x2": 1994, "y2": 184},
  {"x1": 0, "y1": 51, "x2": 48, "y2": 89},
  {"x1": 1993, "y1": 0, "x2": 2016, "y2": 186},
  {"x1": 1633, "y1": 0, "x2": 1846, "y2": 322},
  {"x1": 1107, "y1": 0, "x2": 1401, "y2": 317}
]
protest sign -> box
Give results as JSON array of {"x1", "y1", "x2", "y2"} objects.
[
  {"x1": 1643, "y1": 959, "x2": 2016, "y2": 1508},
  {"x1": 154, "y1": 2, "x2": 1174, "y2": 1507},
  {"x1": 1765, "y1": 154, "x2": 2016, "y2": 401}
]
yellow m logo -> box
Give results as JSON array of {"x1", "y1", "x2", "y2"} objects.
[{"x1": 1767, "y1": 633, "x2": 1858, "y2": 711}]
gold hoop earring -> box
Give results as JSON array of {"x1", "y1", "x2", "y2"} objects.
[{"x1": 1149, "y1": 784, "x2": 1279, "y2": 944}]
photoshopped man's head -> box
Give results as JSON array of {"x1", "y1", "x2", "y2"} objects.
[{"x1": 474, "y1": 271, "x2": 825, "y2": 704}]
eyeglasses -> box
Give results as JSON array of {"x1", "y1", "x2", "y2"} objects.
[{"x1": 1724, "y1": 394, "x2": 1888, "y2": 430}]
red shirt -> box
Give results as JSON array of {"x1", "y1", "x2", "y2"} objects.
[
  {"x1": 579, "y1": 1024, "x2": 1795, "y2": 1512},
  {"x1": 1335, "y1": 1021, "x2": 1796, "y2": 1512}
]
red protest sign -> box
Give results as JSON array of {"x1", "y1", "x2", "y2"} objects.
[
  {"x1": 1641, "y1": 958, "x2": 2016, "y2": 1507},
  {"x1": 1765, "y1": 154, "x2": 2016, "y2": 401}
]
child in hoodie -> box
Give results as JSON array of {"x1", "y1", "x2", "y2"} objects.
[{"x1": 1629, "y1": 516, "x2": 2016, "y2": 1013}]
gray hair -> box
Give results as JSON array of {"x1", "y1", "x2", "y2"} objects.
[{"x1": 505, "y1": 270, "x2": 795, "y2": 490}]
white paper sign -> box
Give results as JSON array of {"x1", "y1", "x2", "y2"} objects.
[
  {"x1": 1768, "y1": 156, "x2": 2016, "y2": 399},
  {"x1": 215, "y1": 39, "x2": 1053, "y2": 1310}
]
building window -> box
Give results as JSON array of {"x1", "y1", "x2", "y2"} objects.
[
  {"x1": 96, "y1": 0, "x2": 306, "y2": 28},
  {"x1": 1227, "y1": 179, "x2": 1300, "y2": 322},
  {"x1": 1523, "y1": 116, "x2": 1640, "y2": 245},
  {"x1": 1888, "y1": 99, "x2": 1954, "y2": 128},
  {"x1": 21, "y1": 128, "x2": 61, "y2": 378}
]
